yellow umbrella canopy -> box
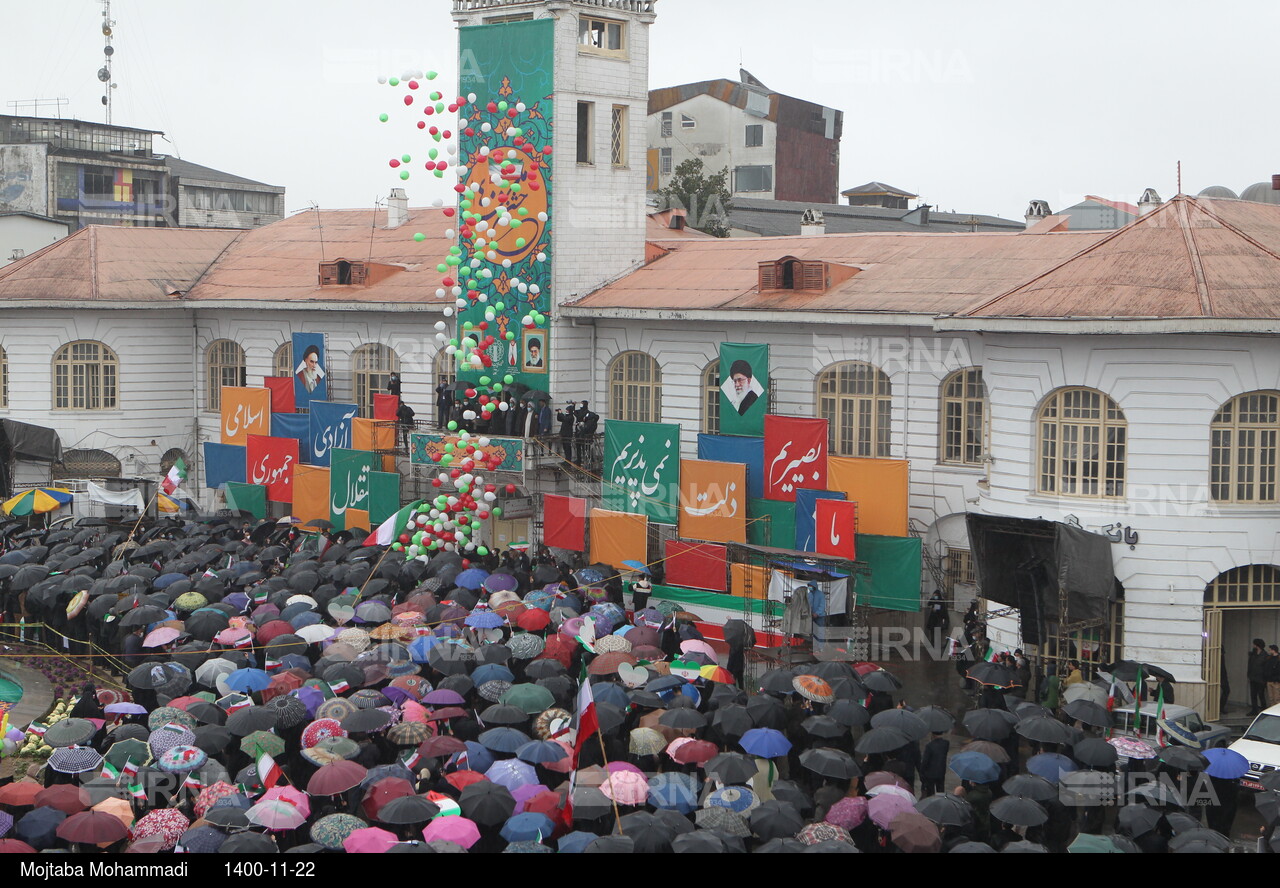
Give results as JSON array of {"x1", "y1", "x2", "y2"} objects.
[{"x1": 1, "y1": 487, "x2": 73, "y2": 516}]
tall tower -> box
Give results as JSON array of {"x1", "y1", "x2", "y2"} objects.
[{"x1": 451, "y1": 0, "x2": 656, "y2": 399}]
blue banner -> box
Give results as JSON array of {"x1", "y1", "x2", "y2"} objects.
[
  {"x1": 292, "y1": 332, "x2": 328, "y2": 409},
  {"x1": 203, "y1": 442, "x2": 246, "y2": 489},
  {"x1": 308, "y1": 401, "x2": 358, "y2": 468},
  {"x1": 697, "y1": 434, "x2": 764, "y2": 500},
  {"x1": 271, "y1": 412, "x2": 310, "y2": 450},
  {"x1": 794, "y1": 489, "x2": 846, "y2": 553}
]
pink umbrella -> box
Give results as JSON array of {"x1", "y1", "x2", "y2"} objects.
[
  {"x1": 262, "y1": 785, "x2": 311, "y2": 818},
  {"x1": 247, "y1": 799, "x2": 308, "y2": 831},
  {"x1": 868, "y1": 793, "x2": 915, "y2": 829},
  {"x1": 511, "y1": 783, "x2": 550, "y2": 814},
  {"x1": 599, "y1": 770, "x2": 648, "y2": 806},
  {"x1": 195, "y1": 782, "x2": 244, "y2": 819},
  {"x1": 129, "y1": 808, "x2": 190, "y2": 850},
  {"x1": 865, "y1": 784, "x2": 916, "y2": 802},
  {"x1": 680, "y1": 639, "x2": 718, "y2": 659},
  {"x1": 143, "y1": 627, "x2": 181, "y2": 648},
  {"x1": 825, "y1": 796, "x2": 868, "y2": 830},
  {"x1": 542, "y1": 741, "x2": 574, "y2": 774},
  {"x1": 401, "y1": 700, "x2": 431, "y2": 725},
  {"x1": 605, "y1": 761, "x2": 645, "y2": 776},
  {"x1": 343, "y1": 826, "x2": 399, "y2": 854},
  {"x1": 215, "y1": 627, "x2": 252, "y2": 646},
  {"x1": 421, "y1": 816, "x2": 480, "y2": 849}
]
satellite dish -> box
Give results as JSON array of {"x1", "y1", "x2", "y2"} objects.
[
  {"x1": 104, "y1": 45, "x2": 114, "y2": 56},
  {"x1": 101, "y1": 96, "x2": 108, "y2": 106},
  {"x1": 103, "y1": 25, "x2": 112, "y2": 36},
  {"x1": 97, "y1": 67, "x2": 111, "y2": 82}
]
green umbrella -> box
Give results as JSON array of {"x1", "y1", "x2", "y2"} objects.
[
  {"x1": 239, "y1": 730, "x2": 285, "y2": 759},
  {"x1": 499, "y1": 683, "x2": 556, "y2": 716},
  {"x1": 103, "y1": 738, "x2": 152, "y2": 776}
]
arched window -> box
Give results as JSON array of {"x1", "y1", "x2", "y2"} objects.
[
  {"x1": 1210, "y1": 391, "x2": 1278, "y2": 503},
  {"x1": 53, "y1": 340, "x2": 118, "y2": 410},
  {"x1": 702, "y1": 359, "x2": 721, "y2": 435},
  {"x1": 52, "y1": 448, "x2": 122, "y2": 481},
  {"x1": 0, "y1": 344, "x2": 7, "y2": 408},
  {"x1": 817, "y1": 361, "x2": 891, "y2": 457},
  {"x1": 434, "y1": 346, "x2": 456, "y2": 388},
  {"x1": 1204, "y1": 564, "x2": 1280, "y2": 606},
  {"x1": 273, "y1": 342, "x2": 293, "y2": 379},
  {"x1": 1037, "y1": 387, "x2": 1126, "y2": 497},
  {"x1": 353, "y1": 343, "x2": 401, "y2": 417},
  {"x1": 940, "y1": 367, "x2": 988, "y2": 466},
  {"x1": 159, "y1": 448, "x2": 187, "y2": 478},
  {"x1": 608, "y1": 351, "x2": 661, "y2": 423},
  {"x1": 206, "y1": 340, "x2": 246, "y2": 411}
]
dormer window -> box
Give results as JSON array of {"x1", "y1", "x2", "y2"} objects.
[
  {"x1": 758, "y1": 256, "x2": 860, "y2": 292},
  {"x1": 320, "y1": 259, "x2": 367, "y2": 286}
]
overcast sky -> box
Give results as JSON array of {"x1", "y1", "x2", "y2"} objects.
[{"x1": 5, "y1": 0, "x2": 1277, "y2": 220}]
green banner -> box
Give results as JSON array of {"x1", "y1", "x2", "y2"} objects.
[
  {"x1": 329, "y1": 448, "x2": 376, "y2": 532},
  {"x1": 747, "y1": 497, "x2": 796, "y2": 547},
  {"x1": 368, "y1": 472, "x2": 401, "y2": 527},
  {"x1": 719, "y1": 343, "x2": 769, "y2": 436},
  {"x1": 457, "y1": 18, "x2": 554, "y2": 390},
  {"x1": 224, "y1": 482, "x2": 267, "y2": 520},
  {"x1": 644, "y1": 582, "x2": 783, "y2": 617},
  {"x1": 855, "y1": 534, "x2": 922, "y2": 613},
  {"x1": 603, "y1": 420, "x2": 681, "y2": 525},
  {"x1": 409, "y1": 432, "x2": 524, "y2": 473}
]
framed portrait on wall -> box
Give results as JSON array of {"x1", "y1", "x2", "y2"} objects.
[{"x1": 522, "y1": 329, "x2": 547, "y2": 374}]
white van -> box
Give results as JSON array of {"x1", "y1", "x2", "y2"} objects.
[{"x1": 1227, "y1": 703, "x2": 1280, "y2": 791}]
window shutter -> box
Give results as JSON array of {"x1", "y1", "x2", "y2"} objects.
[
  {"x1": 802, "y1": 262, "x2": 826, "y2": 290},
  {"x1": 759, "y1": 262, "x2": 777, "y2": 290},
  {"x1": 350, "y1": 262, "x2": 367, "y2": 285},
  {"x1": 319, "y1": 262, "x2": 339, "y2": 286}
]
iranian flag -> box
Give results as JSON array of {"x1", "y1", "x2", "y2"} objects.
[
  {"x1": 1105, "y1": 678, "x2": 1122, "y2": 738},
  {"x1": 256, "y1": 750, "x2": 284, "y2": 789},
  {"x1": 1154, "y1": 684, "x2": 1166, "y2": 746},
  {"x1": 572, "y1": 670, "x2": 598, "y2": 767},
  {"x1": 366, "y1": 500, "x2": 425, "y2": 547},
  {"x1": 163, "y1": 457, "x2": 188, "y2": 495}
]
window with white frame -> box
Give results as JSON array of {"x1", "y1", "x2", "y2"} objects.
[
  {"x1": 1037, "y1": 387, "x2": 1126, "y2": 498},
  {"x1": 659, "y1": 147, "x2": 673, "y2": 175},
  {"x1": 274, "y1": 342, "x2": 293, "y2": 379},
  {"x1": 353, "y1": 343, "x2": 401, "y2": 418},
  {"x1": 53, "y1": 340, "x2": 118, "y2": 410},
  {"x1": 609, "y1": 351, "x2": 661, "y2": 423},
  {"x1": 817, "y1": 361, "x2": 892, "y2": 458},
  {"x1": 940, "y1": 368, "x2": 988, "y2": 466},
  {"x1": 611, "y1": 105, "x2": 628, "y2": 167},
  {"x1": 206, "y1": 340, "x2": 246, "y2": 411},
  {"x1": 579, "y1": 16, "x2": 625, "y2": 55},
  {"x1": 1210, "y1": 391, "x2": 1279, "y2": 503}
]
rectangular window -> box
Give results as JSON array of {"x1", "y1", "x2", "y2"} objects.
[
  {"x1": 734, "y1": 164, "x2": 773, "y2": 193},
  {"x1": 579, "y1": 16, "x2": 625, "y2": 55},
  {"x1": 745, "y1": 124, "x2": 764, "y2": 147},
  {"x1": 610, "y1": 105, "x2": 627, "y2": 167},
  {"x1": 659, "y1": 147, "x2": 672, "y2": 175},
  {"x1": 660, "y1": 112, "x2": 672, "y2": 138},
  {"x1": 83, "y1": 169, "x2": 114, "y2": 201},
  {"x1": 576, "y1": 102, "x2": 595, "y2": 165},
  {"x1": 680, "y1": 114, "x2": 696, "y2": 129}
]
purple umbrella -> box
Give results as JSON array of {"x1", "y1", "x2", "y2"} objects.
[
  {"x1": 465, "y1": 610, "x2": 505, "y2": 629},
  {"x1": 483, "y1": 574, "x2": 519, "y2": 594},
  {"x1": 485, "y1": 759, "x2": 537, "y2": 792},
  {"x1": 423, "y1": 689, "x2": 466, "y2": 706},
  {"x1": 869, "y1": 793, "x2": 915, "y2": 829},
  {"x1": 104, "y1": 702, "x2": 147, "y2": 716}
]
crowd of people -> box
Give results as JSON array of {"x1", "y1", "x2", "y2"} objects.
[{"x1": 0, "y1": 515, "x2": 1275, "y2": 854}]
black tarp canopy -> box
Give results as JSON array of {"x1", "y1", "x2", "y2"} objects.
[
  {"x1": 965, "y1": 513, "x2": 1116, "y2": 645},
  {"x1": 0, "y1": 419, "x2": 64, "y2": 498}
]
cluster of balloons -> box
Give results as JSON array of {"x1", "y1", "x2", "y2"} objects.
[{"x1": 388, "y1": 431, "x2": 521, "y2": 561}]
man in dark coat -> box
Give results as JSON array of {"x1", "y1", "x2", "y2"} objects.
[
  {"x1": 920, "y1": 731, "x2": 949, "y2": 796},
  {"x1": 574, "y1": 401, "x2": 599, "y2": 464},
  {"x1": 556, "y1": 402, "x2": 576, "y2": 460},
  {"x1": 1248, "y1": 638, "x2": 1269, "y2": 714}
]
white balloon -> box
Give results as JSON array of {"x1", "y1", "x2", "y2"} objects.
[
  {"x1": 467, "y1": 92, "x2": 477, "y2": 103},
  {"x1": 434, "y1": 321, "x2": 447, "y2": 331},
  {"x1": 443, "y1": 307, "x2": 454, "y2": 317}
]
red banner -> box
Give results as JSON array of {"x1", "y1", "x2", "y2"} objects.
[
  {"x1": 373, "y1": 394, "x2": 399, "y2": 421},
  {"x1": 544, "y1": 494, "x2": 587, "y2": 552},
  {"x1": 665, "y1": 540, "x2": 728, "y2": 592},
  {"x1": 815, "y1": 499, "x2": 858, "y2": 560},
  {"x1": 246, "y1": 435, "x2": 299, "y2": 504},
  {"x1": 763, "y1": 415, "x2": 828, "y2": 502},
  {"x1": 264, "y1": 377, "x2": 295, "y2": 414}
]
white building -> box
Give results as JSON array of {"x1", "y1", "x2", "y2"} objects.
[{"x1": 0, "y1": 211, "x2": 69, "y2": 268}]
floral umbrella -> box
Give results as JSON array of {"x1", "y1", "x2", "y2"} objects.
[{"x1": 130, "y1": 808, "x2": 190, "y2": 851}]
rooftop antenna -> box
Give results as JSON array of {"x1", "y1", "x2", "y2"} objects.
[
  {"x1": 98, "y1": 0, "x2": 118, "y2": 124},
  {"x1": 6, "y1": 98, "x2": 69, "y2": 118},
  {"x1": 1177, "y1": 160, "x2": 1182, "y2": 195},
  {"x1": 311, "y1": 202, "x2": 326, "y2": 260}
]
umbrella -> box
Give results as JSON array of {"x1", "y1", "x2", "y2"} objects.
[
  {"x1": 478, "y1": 727, "x2": 531, "y2": 754},
  {"x1": 860, "y1": 669, "x2": 901, "y2": 692},
  {"x1": 1074, "y1": 737, "x2": 1120, "y2": 769},
  {"x1": 1109, "y1": 736, "x2": 1157, "y2": 760},
  {"x1": 310, "y1": 813, "x2": 366, "y2": 851},
  {"x1": 799, "y1": 747, "x2": 861, "y2": 780},
  {"x1": 500, "y1": 683, "x2": 556, "y2": 716},
  {"x1": 2, "y1": 486, "x2": 73, "y2": 516},
  {"x1": 705, "y1": 752, "x2": 758, "y2": 785},
  {"x1": 749, "y1": 800, "x2": 804, "y2": 842},
  {"x1": 421, "y1": 817, "x2": 480, "y2": 849},
  {"x1": 791, "y1": 674, "x2": 835, "y2": 703},
  {"x1": 828, "y1": 699, "x2": 871, "y2": 729},
  {"x1": 1158, "y1": 746, "x2": 1209, "y2": 773},
  {"x1": 47, "y1": 746, "x2": 104, "y2": 775},
  {"x1": 990, "y1": 795, "x2": 1048, "y2": 827},
  {"x1": 1002, "y1": 774, "x2": 1057, "y2": 802},
  {"x1": 501, "y1": 812, "x2": 557, "y2": 843},
  {"x1": 740, "y1": 727, "x2": 791, "y2": 758},
  {"x1": 307, "y1": 760, "x2": 367, "y2": 796},
  {"x1": 648, "y1": 773, "x2": 698, "y2": 815},
  {"x1": 870, "y1": 708, "x2": 929, "y2": 741},
  {"x1": 44, "y1": 717, "x2": 97, "y2": 748},
  {"x1": 227, "y1": 706, "x2": 277, "y2": 737},
  {"x1": 913, "y1": 705, "x2": 956, "y2": 734},
  {"x1": 248, "y1": 799, "x2": 308, "y2": 831},
  {"x1": 57, "y1": 810, "x2": 128, "y2": 846},
  {"x1": 916, "y1": 793, "x2": 973, "y2": 826},
  {"x1": 962, "y1": 708, "x2": 1016, "y2": 740},
  {"x1": 1016, "y1": 715, "x2": 1077, "y2": 746},
  {"x1": 377, "y1": 795, "x2": 441, "y2": 825},
  {"x1": 854, "y1": 726, "x2": 911, "y2": 755},
  {"x1": 890, "y1": 810, "x2": 942, "y2": 853},
  {"x1": 1117, "y1": 804, "x2": 1163, "y2": 837},
  {"x1": 1063, "y1": 682, "x2": 1110, "y2": 707},
  {"x1": 1105, "y1": 660, "x2": 1176, "y2": 683},
  {"x1": 34, "y1": 785, "x2": 91, "y2": 815},
  {"x1": 1026, "y1": 752, "x2": 1078, "y2": 783},
  {"x1": 459, "y1": 782, "x2": 517, "y2": 826},
  {"x1": 15, "y1": 808, "x2": 66, "y2": 849},
  {"x1": 487, "y1": 759, "x2": 539, "y2": 793},
  {"x1": 868, "y1": 793, "x2": 915, "y2": 829},
  {"x1": 1201, "y1": 747, "x2": 1249, "y2": 780},
  {"x1": 1063, "y1": 699, "x2": 1113, "y2": 728},
  {"x1": 131, "y1": 808, "x2": 190, "y2": 851},
  {"x1": 600, "y1": 770, "x2": 649, "y2": 806},
  {"x1": 240, "y1": 730, "x2": 285, "y2": 759},
  {"x1": 1169, "y1": 828, "x2": 1231, "y2": 852},
  {"x1": 219, "y1": 832, "x2": 278, "y2": 853},
  {"x1": 949, "y1": 751, "x2": 1000, "y2": 784}
]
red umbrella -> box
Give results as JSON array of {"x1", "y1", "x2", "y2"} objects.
[
  {"x1": 360, "y1": 777, "x2": 415, "y2": 820},
  {"x1": 34, "y1": 784, "x2": 91, "y2": 815},
  {"x1": 57, "y1": 810, "x2": 129, "y2": 845},
  {"x1": 516, "y1": 609, "x2": 550, "y2": 632},
  {"x1": 0, "y1": 781, "x2": 43, "y2": 807},
  {"x1": 538, "y1": 635, "x2": 574, "y2": 668},
  {"x1": 307, "y1": 760, "x2": 368, "y2": 796},
  {"x1": 425, "y1": 707, "x2": 467, "y2": 722},
  {"x1": 0, "y1": 839, "x2": 37, "y2": 853},
  {"x1": 418, "y1": 735, "x2": 467, "y2": 758},
  {"x1": 166, "y1": 695, "x2": 205, "y2": 711},
  {"x1": 669, "y1": 739, "x2": 719, "y2": 766},
  {"x1": 130, "y1": 808, "x2": 190, "y2": 851},
  {"x1": 256, "y1": 620, "x2": 294, "y2": 644},
  {"x1": 587, "y1": 651, "x2": 639, "y2": 676},
  {"x1": 627, "y1": 627, "x2": 662, "y2": 649},
  {"x1": 444, "y1": 770, "x2": 489, "y2": 792},
  {"x1": 520, "y1": 789, "x2": 565, "y2": 820}
]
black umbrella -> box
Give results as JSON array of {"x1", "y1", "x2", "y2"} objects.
[
  {"x1": 1168, "y1": 828, "x2": 1230, "y2": 852},
  {"x1": 798, "y1": 747, "x2": 861, "y2": 780},
  {"x1": 1158, "y1": 747, "x2": 1209, "y2": 773},
  {"x1": 1072, "y1": 737, "x2": 1119, "y2": 769},
  {"x1": 11, "y1": 563, "x2": 52, "y2": 591},
  {"x1": 1063, "y1": 699, "x2": 1112, "y2": 728},
  {"x1": 1116, "y1": 804, "x2": 1163, "y2": 837},
  {"x1": 192, "y1": 725, "x2": 233, "y2": 755},
  {"x1": 861, "y1": 670, "x2": 902, "y2": 692},
  {"x1": 745, "y1": 695, "x2": 786, "y2": 729},
  {"x1": 990, "y1": 795, "x2": 1048, "y2": 827},
  {"x1": 759, "y1": 669, "x2": 797, "y2": 696},
  {"x1": 1015, "y1": 715, "x2": 1077, "y2": 746},
  {"x1": 916, "y1": 793, "x2": 974, "y2": 826},
  {"x1": 226, "y1": 707, "x2": 278, "y2": 737},
  {"x1": 265, "y1": 694, "x2": 309, "y2": 729},
  {"x1": 967, "y1": 661, "x2": 1022, "y2": 688},
  {"x1": 185, "y1": 609, "x2": 230, "y2": 641},
  {"x1": 1001, "y1": 774, "x2": 1057, "y2": 802},
  {"x1": 1104, "y1": 660, "x2": 1176, "y2": 683},
  {"x1": 705, "y1": 752, "x2": 758, "y2": 786},
  {"x1": 376, "y1": 795, "x2": 441, "y2": 825},
  {"x1": 342, "y1": 708, "x2": 392, "y2": 734},
  {"x1": 854, "y1": 726, "x2": 910, "y2": 755},
  {"x1": 827, "y1": 699, "x2": 871, "y2": 729},
  {"x1": 962, "y1": 708, "x2": 1016, "y2": 740},
  {"x1": 801, "y1": 715, "x2": 846, "y2": 740},
  {"x1": 458, "y1": 781, "x2": 516, "y2": 826},
  {"x1": 219, "y1": 832, "x2": 278, "y2": 853},
  {"x1": 749, "y1": 800, "x2": 804, "y2": 842},
  {"x1": 658, "y1": 708, "x2": 706, "y2": 730},
  {"x1": 870, "y1": 709, "x2": 929, "y2": 741},
  {"x1": 119, "y1": 605, "x2": 168, "y2": 629},
  {"x1": 616, "y1": 811, "x2": 677, "y2": 853}
]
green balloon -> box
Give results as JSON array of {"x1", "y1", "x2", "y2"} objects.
[
  {"x1": 479, "y1": 376, "x2": 492, "y2": 385},
  {"x1": 426, "y1": 71, "x2": 438, "y2": 80},
  {"x1": 399, "y1": 170, "x2": 410, "y2": 180},
  {"x1": 401, "y1": 154, "x2": 412, "y2": 163},
  {"x1": 492, "y1": 507, "x2": 503, "y2": 518},
  {"x1": 414, "y1": 232, "x2": 426, "y2": 242},
  {"x1": 378, "y1": 113, "x2": 389, "y2": 122},
  {"x1": 477, "y1": 546, "x2": 489, "y2": 557},
  {"x1": 389, "y1": 77, "x2": 400, "y2": 86},
  {"x1": 447, "y1": 421, "x2": 458, "y2": 431},
  {"x1": 504, "y1": 375, "x2": 514, "y2": 384}
]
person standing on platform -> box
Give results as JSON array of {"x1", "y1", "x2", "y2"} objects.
[
  {"x1": 556, "y1": 402, "x2": 576, "y2": 461},
  {"x1": 435, "y1": 377, "x2": 451, "y2": 429}
]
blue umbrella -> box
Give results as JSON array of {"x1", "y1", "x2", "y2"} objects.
[
  {"x1": 648, "y1": 773, "x2": 698, "y2": 814},
  {"x1": 224, "y1": 668, "x2": 272, "y2": 693},
  {"x1": 591, "y1": 683, "x2": 630, "y2": 710},
  {"x1": 500, "y1": 811, "x2": 556, "y2": 843},
  {"x1": 516, "y1": 740, "x2": 569, "y2": 765},
  {"x1": 950, "y1": 751, "x2": 1001, "y2": 784},
  {"x1": 15, "y1": 807, "x2": 65, "y2": 850},
  {"x1": 647, "y1": 675, "x2": 686, "y2": 694},
  {"x1": 524, "y1": 588, "x2": 557, "y2": 611},
  {"x1": 479, "y1": 727, "x2": 531, "y2": 754},
  {"x1": 455, "y1": 568, "x2": 489, "y2": 591},
  {"x1": 706, "y1": 785, "x2": 757, "y2": 813},
  {"x1": 1202, "y1": 747, "x2": 1250, "y2": 780},
  {"x1": 621, "y1": 560, "x2": 650, "y2": 575},
  {"x1": 740, "y1": 728, "x2": 792, "y2": 758},
  {"x1": 472, "y1": 664, "x2": 515, "y2": 686},
  {"x1": 408, "y1": 635, "x2": 441, "y2": 663},
  {"x1": 556, "y1": 830, "x2": 598, "y2": 853},
  {"x1": 486, "y1": 759, "x2": 538, "y2": 792},
  {"x1": 449, "y1": 741, "x2": 494, "y2": 774},
  {"x1": 1026, "y1": 753, "x2": 1077, "y2": 784},
  {"x1": 155, "y1": 572, "x2": 188, "y2": 590},
  {"x1": 466, "y1": 610, "x2": 505, "y2": 629}
]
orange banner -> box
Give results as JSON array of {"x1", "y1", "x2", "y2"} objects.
[
  {"x1": 730, "y1": 563, "x2": 770, "y2": 600},
  {"x1": 678, "y1": 459, "x2": 747, "y2": 544},
  {"x1": 292, "y1": 465, "x2": 330, "y2": 526},
  {"x1": 826, "y1": 455, "x2": 909, "y2": 536},
  {"x1": 588, "y1": 508, "x2": 647, "y2": 569},
  {"x1": 220, "y1": 386, "x2": 271, "y2": 446},
  {"x1": 344, "y1": 508, "x2": 370, "y2": 532}
]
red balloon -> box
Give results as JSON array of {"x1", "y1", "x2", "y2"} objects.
[
  {"x1": 408, "y1": 80, "x2": 419, "y2": 90},
  {"x1": 417, "y1": 121, "x2": 427, "y2": 129},
  {"x1": 478, "y1": 511, "x2": 490, "y2": 520},
  {"x1": 404, "y1": 95, "x2": 414, "y2": 106},
  {"x1": 424, "y1": 106, "x2": 435, "y2": 116},
  {"x1": 504, "y1": 484, "x2": 517, "y2": 494},
  {"x1": 389, "y1": 159, "x2": 401, "y2": 168},
  {"x1": 431, "y1": 479, "x2": 442, "y2": 488}
]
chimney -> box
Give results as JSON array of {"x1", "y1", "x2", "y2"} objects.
[
  {"x1": 1024, "y1": 199, "x2": 1051, "y2": 229},
  {"x1": 387, "y1": 188, "x2": 409, "y2": 229},
  {"x1": 1138, "y1": 188, "x2": 1162, "y2": 216},
  {"x1": 800, "y1": 208, "x2": 825, "y2": 236}
]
